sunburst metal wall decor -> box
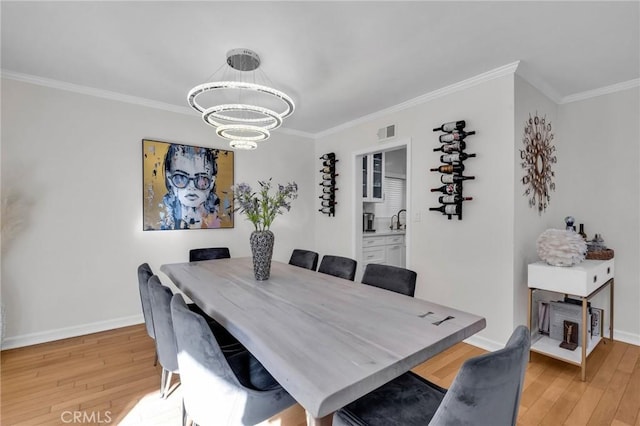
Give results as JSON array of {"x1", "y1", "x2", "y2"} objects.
[{"x1": 520, "y1": 113, "x2": 556, "y2": 214}]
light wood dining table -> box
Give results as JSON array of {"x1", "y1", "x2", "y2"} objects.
[{"x1": 161, "y1": 257, "x2": 486, "y2": 426}]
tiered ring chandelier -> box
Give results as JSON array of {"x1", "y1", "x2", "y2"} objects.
[{"x1": 187, "y1": 48, "x2": 295, "y2": 150}]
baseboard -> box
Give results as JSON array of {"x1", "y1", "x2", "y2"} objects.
[
  {"x1": 464, "y1": 334, "x2": 503, "y2": 352},
  {"x1": 613, "y1": 329, "x2": 640, "y2": 347},
  {"x1": 1, "y1": 314, "x2": 144, "y2": 350},
  {"x1": 464, "y1": 327, "x2": 640, "y2": 352}
]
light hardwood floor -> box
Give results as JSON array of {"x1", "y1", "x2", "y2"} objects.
[{"x1": 1, "y1": 324, "x2": 638, "y2": 425}]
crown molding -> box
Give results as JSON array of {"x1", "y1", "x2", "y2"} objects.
[
  {"x1": 1, "y1": 69, "x2": 195, "y2": 116},
  {"x1": 1, "y1": 69, "x2": 315, "y2": 139},
  {"x1": 560, "y1": 78, "x2": 640, "y2": 104},
  {"x1": 315, "y1": 61, "x2": 520, "y2": 139},
  {"x1": 4, "y1": 67, "x2": 636, "y2": 142}
]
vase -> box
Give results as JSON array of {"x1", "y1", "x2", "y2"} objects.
[{"x1": 250, "y1": 230, "x2": 275, "y2": 280}]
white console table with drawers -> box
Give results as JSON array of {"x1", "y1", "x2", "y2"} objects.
[{"x1": 527, "y1": 259, "x2": 614, "y2": 381}]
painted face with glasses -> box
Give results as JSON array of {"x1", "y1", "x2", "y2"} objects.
[{"x1": 161, "y1": 144, "x2": 221, "y2": 229}]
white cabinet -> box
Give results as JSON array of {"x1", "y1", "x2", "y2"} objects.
[
  {"x1": 363, "y1": 234, "x2": 405, "y2": 268},
  {"x1": 527, "y1": 259, "x2": 614, "y2": 381},
  {"x1": 362, "y1": 152, "x2": 384, "y2": 202}
]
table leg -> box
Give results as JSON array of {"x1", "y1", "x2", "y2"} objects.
[
  {"x1": 306, "y1": 411, "x2": 333, "y2": 426},
  {"x1": 610, "y1": 279, "x2": 614, "y2": 341},
  {"x1": 581, "y1": 297, "x2": 588, "y2": 381},
  {"x1": 527, "y1": 289, "x2": 533, "y2": 363}
]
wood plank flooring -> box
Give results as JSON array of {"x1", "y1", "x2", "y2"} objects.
[{"x1": 1, "y1": 324, "x2": 638, "y2": 425}]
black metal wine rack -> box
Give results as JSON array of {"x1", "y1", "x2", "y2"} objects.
[
  {"x1": 430, "y1": 121, "x2": 476, "y2": 220},
  {"x1": 319, "y1": 152, "x2": 338, "y2": 216}
]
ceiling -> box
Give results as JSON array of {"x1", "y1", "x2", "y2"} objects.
[{"x1": 2, "y1": 1, "x2": 638, "y2": 136}]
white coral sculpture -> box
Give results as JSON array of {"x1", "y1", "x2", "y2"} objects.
[{"x1": 536, "y1": 229, "x2": 587, "y2": 267}]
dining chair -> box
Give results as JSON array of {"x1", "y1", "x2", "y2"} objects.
[
  {"x1": 147, "y1": 275, "x2": 244, "y2": 398},
  {"x1": 189, "y1": 247, "x2": 231, "y2": 262},
  {"x1": 333, "y1": 325, "x2": 530, "y2": 426},
  {"x1": 317, "y1": 255, "x2": 358, "y2": 281},
  {"x1": 288, "y1": 249, "x2": 319, "y2": 271},
  {"x1": 137, "y1": 263, "x2": 157, "y2": 365},
  {"x1": 171, "y1": 293, "x2": 296, "y2": 426},
  {"x1": 361, "y1": 263, "x2": 417, "y2": 297},
  {"x1": 147, "y1": 275, "x2": 180, "y2": 398}
]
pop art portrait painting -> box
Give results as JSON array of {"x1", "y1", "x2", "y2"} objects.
[{"x1": 143, "y1": 139, "x2": 234, "y2": 230}]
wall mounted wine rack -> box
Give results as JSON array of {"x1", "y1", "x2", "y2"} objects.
[
  {"x1": 319, "y1": 152, "x2": 338, "y2": 216},
  {"x1": 430, "y1": 120, "x2": 476, "y2": 220}
]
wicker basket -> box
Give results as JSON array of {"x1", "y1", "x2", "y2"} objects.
[{"x1": 586, "y1": 249, "x2": 614, "y2": 260}]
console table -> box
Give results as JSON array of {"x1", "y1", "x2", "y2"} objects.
[{"x1": 527, "y1": 259, "x2": 614, "y2": 381}]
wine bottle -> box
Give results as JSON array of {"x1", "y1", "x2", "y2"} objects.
[
  {"x1": 321, "y1": 200, "x2": 337, "y2": 207},
  {"x1": 319, "y1": 193, "x2": 334, "y2": 200},
  {"x1": 322, "y1": 173, "x2": 339, "y2": 180},
  {"x1": 319, "y1": 207, "x2": 335, "y2": 214},
  {"x1": 319, "y1": 153, "x2": 335, "y2": 160},
  {"x1": 322, "y1": 187, "x2": 337, "y2": 193},
  {"x1": 578, "y1": 224, "x2": 587, "y2": 241},
  {"x1": 431, "y1": 164, "x2": 465, "y2": 174},
  {"x1": 433, "y1": 141, "x2": 466, "y2": 153},
  {"x1": 322, "y1": 159, "x2": 338, "y2": 167},
  {"x1": 319, "y1": 167, "x2": 332, "y2": 173},
  {"x1": 439, "y1": 130, "x2": 476, "y2": 143},
  {"x1": 430, "y1": 183, "x2": 462, "y2": 195},
  {"x1": 440, "y1": 153, "x2": 476, "y2": 163},
  {"x1": 441, "y1": 174, "x2": 475, "y2": 184},
  {"x1": 433, "y1": 120, "x2": 465, "y2": 133},
  {"x1": 438, "y1": 195, "x2": 473, "y2": 204},
  {"x1": 429, "y1": 204, "x2": 461, "y2": 215},
  {"x1": 319, "y1": 180, "x2": 336, "y2": 186}
]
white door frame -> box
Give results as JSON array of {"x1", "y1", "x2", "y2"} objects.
[{"x1": 352, "y1": 137, "x2": 412, "y2": 279}]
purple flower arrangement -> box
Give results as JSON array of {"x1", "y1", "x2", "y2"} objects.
[{"x1": 233, "y1": 179, "x2": 298, "y2": 231}]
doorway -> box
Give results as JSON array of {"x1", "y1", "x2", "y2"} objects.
[{"x1": 352, "y1": 138, "x2": 411, "y2": 281}]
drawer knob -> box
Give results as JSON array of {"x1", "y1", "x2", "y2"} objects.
[
  {"x1": 593, "y1": 275, "x2": 597, "y2": 283},
  {"x1": 607, "y1": 267, "x2": 611, "y2": 274}
]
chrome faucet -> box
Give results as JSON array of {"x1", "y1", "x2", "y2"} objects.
[
  {"x1": 396, "y1": 209, "x2": 406, "y2": 230},
  {"x1": 390, "y1": 215, "x2": 398, "y2": 230}
]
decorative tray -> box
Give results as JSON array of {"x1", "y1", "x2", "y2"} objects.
[{"x1": 585, "y1": 249, "x2": 614, "y2": 260}]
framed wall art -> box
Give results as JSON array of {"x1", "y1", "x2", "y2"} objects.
[
  {"x1": 520, "y1": 113, "x2": 556, "y2": 215},
  {"x1": 142, "y1": 139, "x2": 234, "y2": 230}
]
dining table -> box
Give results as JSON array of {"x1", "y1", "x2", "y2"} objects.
[{"x1": 161, "y1": 257, "x2": 486, "y2": 426}]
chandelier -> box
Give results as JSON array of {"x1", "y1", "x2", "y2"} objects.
[{"x1": 187, "y1": 48, "x2": 295, "y2": 150}]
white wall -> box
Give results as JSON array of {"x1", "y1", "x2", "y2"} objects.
[
  {"x1": 513, "y1": 75, "x2": 559, "y2": 328},
  {"x1": 554, "y1": 87, "x2": 640, "y2": 343},
  {"x1": 2, "y1": 75, "x2": 638, "y2": 350},
  {"x1": 0, "y1": 78, "x2": 315, "y2": 347},
  {"x1": 316, "y1": 75, "x2": 517, "y2": 346}
]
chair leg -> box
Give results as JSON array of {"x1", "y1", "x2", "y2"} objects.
[
  {"x1": 153, "y1": 349, "x2": 158, "y2": 367},
  {"x1": 160, "y1": 368, "x2": 172, "y2": 399}
]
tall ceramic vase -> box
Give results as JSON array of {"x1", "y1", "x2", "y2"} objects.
[{"x1": 250, "y1": 230, "x2": 274, "y2": 280}]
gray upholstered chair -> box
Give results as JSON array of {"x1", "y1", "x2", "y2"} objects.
[
  {"x1": 361, "y1": 263, "x2": 417, "y2": 297},
  {"x1": 289, "y1": 249, "x2": 319, "y2": 271},
  {"x1": 333, "y1": 325, "x2": 531, "y2": 426},
  {"x1": 147, "y1": 275, "x2": 244, "y2": 398},
  {"x1": 189, "y1": 247, "x2": 231, "y2": 262},
  {"x1": 171, "y1": 294, "x2": 296, "y2": 426},
  {"x1": 317, "y1": 255, "x2": 357, "y2": 281},
  {"x1": 147, "y1": 275, "x2": 179, "y2": 398},
  {"x1": 137, "y1": 263, "x2": 157, "y2": 365}
]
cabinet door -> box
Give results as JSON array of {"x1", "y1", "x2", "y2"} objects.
[
  {"x1": 371, "y1": 152, "x2": 384, "y2": 202},
  {"x1": 385, "y1": 244, "x2": 404, "y2": 268},
  {"x1": 363, "y1": 153, "x2": 385, "y2": 202},
  {"x1": 362, "y1": 156, "x2": 369, "y2": 198},
  {"x1": 363, "y1": 247, "x2": 385, "y2": 266}
]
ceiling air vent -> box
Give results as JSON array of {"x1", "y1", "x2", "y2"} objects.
[{"x1": 377, "y1": 125, "x2": 396, "y2": 141}]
